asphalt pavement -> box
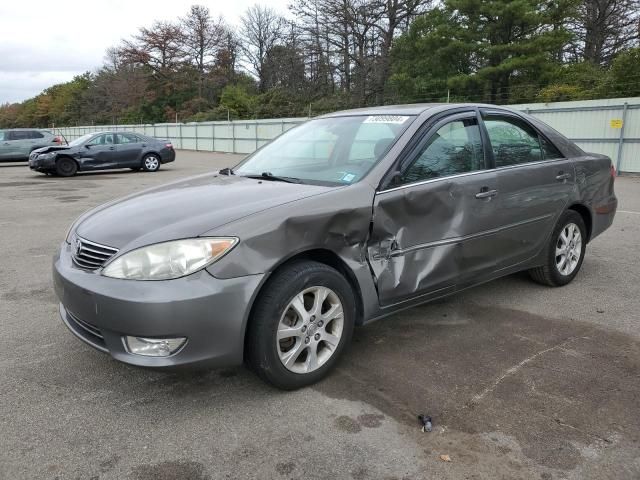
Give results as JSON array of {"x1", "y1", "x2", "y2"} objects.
[{"x1": 1, "y1": 151, "x2": 638, "y2": 479}]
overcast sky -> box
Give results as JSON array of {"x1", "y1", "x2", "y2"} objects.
[{"x1": 0, "y1": 0, "x2": 290, "y2": 104}]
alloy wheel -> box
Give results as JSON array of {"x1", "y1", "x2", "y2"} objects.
[
  {"x1": 144, "y1": 156, "x2": 159, "y2": 171},
  {"x1": 276, "y1": 286, "x2": 344, "y2": 374},
  {"x1": 555, "y1": 222, "x2": 582, "y2": 276}
]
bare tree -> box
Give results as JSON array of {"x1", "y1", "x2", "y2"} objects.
[
  {"x1": 181, "y1": 5, "x2": 225, "y2": 100},
  {"x1": 567, "y1": 0, "x2": 640, "y2": 65},
  {"x1": 370, "y1": 0, "x2": 431, "y2": 103},
  {"x1": 120, "y1": 21, "x2": 185, "y2": 80},
  {"x1": 240, "y1": 4, "x2": 286, "y2": 91}
]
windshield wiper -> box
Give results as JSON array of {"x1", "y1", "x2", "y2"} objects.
[
  {"x1": 243, "y1": 172, "x2": 302, "y2": 184},
  {"x1": 219, "y1": 167, "x2": 235, "y2": 175}
]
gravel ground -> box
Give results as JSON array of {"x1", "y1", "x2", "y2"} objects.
[{"x1": 1, "y1": 151, "x2": 638, "y2": 480}]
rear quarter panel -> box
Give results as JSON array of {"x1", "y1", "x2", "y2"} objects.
[{"x1": 573, "y1": 153, "x2": 617, "y2": 241}]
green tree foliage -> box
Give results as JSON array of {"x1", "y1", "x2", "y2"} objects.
[
  {"x1": 1, "y1": 1, "x2": 639, "y2": 129},
  {"x1": 390, "y1": 0, "x2": 575, "y2": 103}
]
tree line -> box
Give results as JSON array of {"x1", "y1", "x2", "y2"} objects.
[{"x1": 1, "y1": 0, "x2": 639, "y2": 128}]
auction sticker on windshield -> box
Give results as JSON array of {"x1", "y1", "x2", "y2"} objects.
[{"x1": 363, "y1": 115, "x2": 410, "y2": 124}]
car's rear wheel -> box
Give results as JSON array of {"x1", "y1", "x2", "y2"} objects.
[
  {"x1": 55, "y1": 157, "x2": 77, "y2": 177},
  {"x1": 142, "y1": 154, "x2": 160, "y2": 172},
  {"x1": 529, "y1": 210, "x2": 587, "y2": 287},
  {"x1": 246, "y1": 261, "x2": 355, "y2": 390}
]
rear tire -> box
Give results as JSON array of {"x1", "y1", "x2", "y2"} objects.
[
  {"x1": 55, "y1": 157, "x2": 77, "y2": 177},
  {"x1": 529, "y1": 210, "x2": 587, "y2": 287},
  {"x1": 142, "y1": 154, "x2": 160, "y2": 172},
  {"x1": 246, "y1": 261, "x2": 356, "y2": 390}
]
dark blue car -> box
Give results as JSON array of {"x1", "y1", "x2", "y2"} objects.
[{"x1": 29, "y1": 131, "x2": 175, "y2": 176}]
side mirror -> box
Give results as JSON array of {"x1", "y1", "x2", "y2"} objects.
[{"x1": 84, "y1": 144, "x2": 91, "y2": 149}]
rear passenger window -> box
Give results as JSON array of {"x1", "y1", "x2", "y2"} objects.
[
  {"x1": 29, "y1": 131, "x2": 44, "y2": 139},
  {"x1": 401, "y1": 117, "x2": 484, "y2": 184},
  {"x1": 117, "y1": 134, "x2": 139, "y2": 144},
  {"x1": 484, "y1": 116, "x2": 542, "y2": 167},
  {"x1": 483, "y1": 114, "x2": 564, "y2": 166},
  {"x1": 9, "y1": 131, "x2": 31, "y2": 140}
]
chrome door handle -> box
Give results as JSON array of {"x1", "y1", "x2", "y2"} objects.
[
  {"x1": 475, "y1": 189, "x2": 498, "y2": 199},
  {"x1": 556, "y1": 172, "x2": 571, "y2": 181}
]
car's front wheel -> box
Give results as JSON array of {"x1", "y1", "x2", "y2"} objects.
[
  {"x1": 142, "y1": 154, "x2": 161, "y2": 172},
  {"x1": 529, "y1": 210, "x2": 587, "y2": 287},
  {"x1": 246, "y1": 261, "x2": 355, "y2": 390},
  {"x1": 55, "y1": 157, "x2": 78, "y2": 177}
]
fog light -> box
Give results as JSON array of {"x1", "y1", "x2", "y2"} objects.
[{"x1": 124, "y1": 336, "x2": 187, "y2": 357}]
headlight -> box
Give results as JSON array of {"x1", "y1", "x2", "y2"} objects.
[
  {"x1": 40, "y1": 153, "x2": 54, "y2": 159},
  {"x1": 102, "y1": 237, "x2": 238, "y2": 280}
]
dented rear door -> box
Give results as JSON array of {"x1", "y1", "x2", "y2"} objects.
[{"x1": 367, "y1": 111, "x2": 501, "y2": 306}]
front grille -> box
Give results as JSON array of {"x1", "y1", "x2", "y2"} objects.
[{"x1": 72, "y1": 237, "x2": 119, "y2": 270}]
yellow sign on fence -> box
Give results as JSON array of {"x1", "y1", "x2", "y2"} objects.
[{"x1": 610, "y1": 119, "x2": 624, "y2": 129}]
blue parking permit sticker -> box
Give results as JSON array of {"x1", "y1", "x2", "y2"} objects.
[{"x1": 342, "y1": 173, "x2": 356, "y2": 183}]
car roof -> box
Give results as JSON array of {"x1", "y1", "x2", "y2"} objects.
[
  {"x1": 318, "y1": 102, "x2": 524, "y2": 118},
  {"x1": 0, "y1": 128, "x2": 51, "y2": 131},
  {"x1": 82, "y1": 131, "x2": 146, "y2": 136},
  {"x1": 319, "y1": 103, "x2": 444, "y2": 117}
]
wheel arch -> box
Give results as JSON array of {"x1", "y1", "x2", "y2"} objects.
[
  {"x1": 56, "y1": 154, "x2": 80, "y2": 170},
  {"x1": 242, "y1": 248, "x2": 365, "y2": 358},
  {"x1": 567, "y1": 203, "x2": 593, "y2": 242},
  {"x1": 141, "y1": 151, "x2": 161, "y2": 162}
]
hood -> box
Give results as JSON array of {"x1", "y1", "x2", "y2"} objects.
[
  {"x1": 75, "y1": 173, "x2": 335, "y2": 250},
  {"x1": 33, "y1": 145, "x2": 71, "y2": 154}
]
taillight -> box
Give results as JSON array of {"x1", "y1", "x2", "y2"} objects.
[
  {"x1": 166, "y1": 143, "x2": 173, "y2": 149},
  {"x1": 53, "y1": 136, "x2": 62, "y2": 144},
  {"x1": 610, "y1": 163, "x2": 616, "y2": 179}
]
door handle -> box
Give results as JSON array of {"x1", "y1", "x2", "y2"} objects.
[
  {"x1": 475, "y1": 188, "x2": 498, "y2": 199},
  {"x1": 556, "y1": 172, "x2": 571, "y2": 181},
  {"x1": 109, "y1": 146, "x2": 115, "y2": 150}
]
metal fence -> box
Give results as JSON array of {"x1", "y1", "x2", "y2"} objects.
[
  {"x1": 57, "y1": 97, "x2": 640, "y2": 173},
  {"x1": 511, "y1": 97, "x2": 640, "y2": 174},
  {"x1": 58, "y1": 118, "x2": 304, "y2": 155}
]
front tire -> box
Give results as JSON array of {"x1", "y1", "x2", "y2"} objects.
[
  {"x1": 55, "y1": 157, "x2": 77, "y2": 177},
  {"x1": 142, "y1": 154, "x2": 160, "y2": 172},
  {"x1": 246, "y1": 261, "x2": 356, "y2": 390},
  {"x1": 529, "y1": 210, "x2": 587, "y2": 287}
]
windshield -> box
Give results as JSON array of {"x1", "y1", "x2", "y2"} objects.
[
  {"x1": 69, "y1": 133, "x2": 94, "y2": 147},
  {"x1": 235, "y1": 115, "x2": 415, "y2": 185}
]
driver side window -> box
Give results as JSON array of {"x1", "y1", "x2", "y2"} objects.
[{"x1": 401, "y1": 117, "x2": 484, "y2": 184}]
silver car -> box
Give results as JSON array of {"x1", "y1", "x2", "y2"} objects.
[
  {"x1": 0, "y1": 129, "x2": 62, "y2": 161},
  {"x1": 54, "y1": 104, "x2": 618, "y2": 389}
]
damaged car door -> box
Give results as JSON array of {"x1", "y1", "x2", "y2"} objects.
[{"x1": 368, "y1": 111, "x2": 500, "y2": 306}]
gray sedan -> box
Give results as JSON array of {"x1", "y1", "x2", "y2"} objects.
[{"x1": 54, "y1": 104, "x2": 617, "y2": 389}]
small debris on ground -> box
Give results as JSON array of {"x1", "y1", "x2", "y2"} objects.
[
  {"x1": 418, "y1": 414, "x2": 432, "y2": 432},
  {"x1": 596, "y1": 308, "x2": 605, "y2": 313},
  {"x1": 440, "y1": 454, "x2": 452, "y2": 462}
]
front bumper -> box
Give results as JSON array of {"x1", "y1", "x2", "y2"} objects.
[
  {"x1": 53, "y1": 242, "x2": 264, "y2": 368},
  {"x1": 29, "y1": 154, "x2": 56, "y2": 171}
]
